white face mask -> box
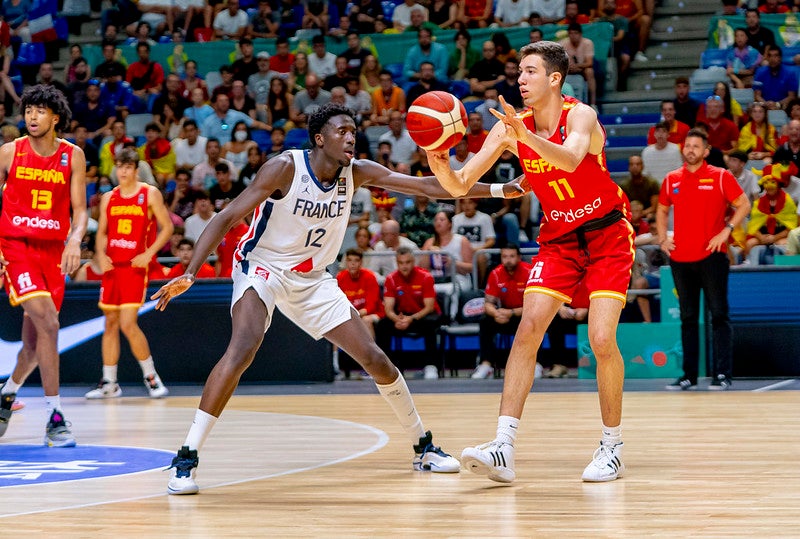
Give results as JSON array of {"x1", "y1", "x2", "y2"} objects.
[{"x1": 234, "y1": 130, "x2": 248, "y2": 142}]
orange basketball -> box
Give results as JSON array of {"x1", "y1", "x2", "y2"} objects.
[{"x1": 406, "y1": 91, "x2": 468, "y2": 152}]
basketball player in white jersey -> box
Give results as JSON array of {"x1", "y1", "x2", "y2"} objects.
[{"x1": 153, "y1": 103, "x2": 524, "y2": 495}]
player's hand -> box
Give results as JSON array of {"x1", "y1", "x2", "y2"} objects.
[
  {"x1": 130, "y1": 252, "x2": 150, "y2": 268},
  {"x1": 661, "y1": 236, "x2": 675, "y2": 254},
  {"x1": 706, "y1": 229, "x2": 730, "y2": 252},
  {"x1": 490, "y1": 95, "x2": 527, "y2": 141},
  {"x1": 61, "y1": 241, "x2": 82, "y2": 276},
  {"x1": 151, "y1": 274, "x2": 195, "y2": 311},
  {"x1": 99, "y1": 253, "x2": 114, "y2": 273},
  {"x1": 504, "y1": 175, "x2": 531, "y2": 198}
]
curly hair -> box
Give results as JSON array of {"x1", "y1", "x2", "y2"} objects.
[
  {"x1": 20, "y1": 84, "x2": 72, "y2": 132},
  {"x1": 307, "y1": 103, "x2": 356, "y2": 146}
]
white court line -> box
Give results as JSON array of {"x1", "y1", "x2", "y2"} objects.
[{"x1": 752, "y1": 379, "x2": 798, "y2": 392}]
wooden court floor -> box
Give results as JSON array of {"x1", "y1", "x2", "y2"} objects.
[{"x1": 1, "y1": 387, "x2": 798, "y2": 537}]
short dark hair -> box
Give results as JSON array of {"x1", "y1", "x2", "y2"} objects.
[
  {"x1": 518, "y1": 41, "x2": 568, "y2": 87},
  {"x1": 685, "y1": 127, "x2": 709, "y2": 145},
  {"x1": 345, "y1": 248, "x2": 363, "y2": 259},
  {"x1": 145, "y1": 122, "x2": 160, "y2": 133},
  {"x1": 183, "y1": 119, "x2": 198, "y2": 129},
  {"x1": 239, "y1": 37, "x2": 253, "y2": 46},
  {"x1": 21, "y1": 84, "x2": 71, "y2": 131},
  {"x1": 312, "y1": 34, "x2": 325, "y2": 45},
  {"x1": 567, "y1": 22, "x2": 582, "y2": 33},
  {"x1": 396, "y1": 246, "x2": 414, "y2": 257},
  {"x1": 175, "y1": 167, "x2": 191, "y2": 178},
  {"x1": 501, "y1": 243, "x2": 521, "y2": 254},
  {"x1": 115, "y1": 146, "x2": 140, "y2": 166},
  {"x1": 215, "y1": 162, "x2": 230, "y2": 173},
  {"x1": 675, "y1": 76, "x2": 690, "y2": 86},
  {"x1": 307, "y1": 103, "x2": 356, "y2": 145},
  {"x1": 654, "y1": 121, "x2": 670, "y2": 131},
  {"x1": 178, "y1": 238, "x2": 196, "y2": 249},
  {"x1": 728, "y1": 149, "x2": 748, "y2": 162}
]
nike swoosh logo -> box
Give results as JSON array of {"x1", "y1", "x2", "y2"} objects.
[{"x1": 0, "y1": 301, "x2": 157, "y2": 377}]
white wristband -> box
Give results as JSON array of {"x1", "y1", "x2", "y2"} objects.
[{"x1": 490, "y1": 183, "x2": 505, "y2": 198}]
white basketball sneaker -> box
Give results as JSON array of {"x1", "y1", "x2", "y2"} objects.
[
  {"x1": 412, "y1": 431, "x2": 460, "y2": 473},
  {"x1": 167, "y1": 445, "x2": 199, "y2": 495},
  {"x1": 461, "y1": 440, "x2": 516, "y2": 483},
  {"x1": 144, "y1": 374, "x2": 169, "y2": 398},
  {"x1": 85, "y1": 379, "x2": 122, "y2": 399},
  {"x1": 581, "y1": 442, "x2": 624, "y2": 482}
]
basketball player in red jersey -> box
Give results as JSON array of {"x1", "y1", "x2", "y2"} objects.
[
  {"x1": 86, "y1": 147, "x2": 173, "y2": 400},
  {"x1": 0, "y1": 85, "x2": 88, "y2": 447},
  {"x1": 428, "y1": 41, "x2": 634, "y2": 483}
]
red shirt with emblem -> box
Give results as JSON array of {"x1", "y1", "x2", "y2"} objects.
[
  {"x1": 516, "y1": 96, "x2": 629, "y2": 243},
  {"x1": 383, "y1": 266, "x2": 440, "y2": 315},
  {"x1": 105, "y1": 184, "x2": 151, "y2": 264},
  {"x1": 216, "y1": 222, "x2": 250, "y2": 278},
  {"x1": 659, "y1": 161, "x2": 744, "y2": 262},
  {"x1": 0, "y1": 137, "x2": 75, "y2": 241},
  {"x1": 166, "y1": 262, "x2": 216, "y2": 279},
  {"x1": 485, "y1": 261, "x2": 532, "y2": 309},
  {"x1": 336, "y1": 267, "x2": 385, "y2": 318}
]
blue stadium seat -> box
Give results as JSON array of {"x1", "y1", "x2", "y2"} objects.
[
  {"x1": 700, "y1": 49, "x2": 728, "y2": 69},
  {"x1": 384, "y1": 62, "x2": 404, "y2": 81},
  {"x1": 606, "y1": 159, "x2": 630, "y2": 173},
  {"x1": 14, "y1": 42, "x2": 46, "y2": 66},
  {"x1": 464, "y1": 100, "x2": 482, "y2": 114},
  {"x1": 382, "y1": 1, "x2": 396, "y2": 19},
  {"x1": 598, "y1": 113, "x2": 661, "y2": 125},
  {"x1": 689, "y1": 89, "x2": 713, "y2": 103},
  {"x1": 251, "y1": 129, "x2": 271, "y2": 153},
  {"x1": 54, "y1": 16, "x2": 68, "y2": 41},
  {"x1": 448, "y1": 80, "x2": 471, "y2": 100},
  {"x1": 782, "y1": 45, "x2": 800, "y2": 65},
  {"x1": 605, "y1": 135, "x2": 648, "y2": 148},
  {"x1": 285, "y1": 128, "x2": 309, "y2": 149}
]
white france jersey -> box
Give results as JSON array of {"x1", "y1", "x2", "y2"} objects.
[{"x1": 234, "y1": 149, "x2": 354, "y2": 272}]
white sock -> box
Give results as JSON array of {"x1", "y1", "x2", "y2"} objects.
[
  {"x1": 183, "y1": 409, "x2": 218, "y2": 451},
  {"x1": 496, "y1": 415, "x2": 519, "y2": 446},
  {"x1": 1, "y1": 377, "x2": 21, "y2": 394},
  {"x1": 44, "y1": 395, "x2": 61, "y2": 416},
  {"x1": 103, "y1": 365, "x2": 118, "y2": 383},
  {"x1": 138, "y1": 356, "x2": 156, "y2": 378},
  {"x1": 601, "y1": 424, "x2": 622, "y2": 447},
  {"x1": 375, "y1": 370, "x2": 426, "y2": 443}
]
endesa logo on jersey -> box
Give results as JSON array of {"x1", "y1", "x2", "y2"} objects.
[
  {"x1": 549, "y1": 197, "x2": 603, "y2": 224},
  {"x1": 11, "y1": 216, "x2": 61, "y2": 230},
  {"x1": 109, "y1": 238, "x2": 138, "y2": 249},
  {"x1": 16, "y1": 167, "x2": 66, "y2": 184}
]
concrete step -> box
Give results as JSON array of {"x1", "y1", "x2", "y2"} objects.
[
  {"x1": 651, "y1": 29, "x2": 709, "y2": 42},
  {"x1": 654, "y1": 2, "x2": 718, "y2": 17},
  {"x1": 653, "y1": 15, "x2": 713, "y2": 33},
  {"x1": 604, "y1": 123, "x2": 654, "y2": 137},
  {"x1": 602, "y1": 100, "x2": 663, "y2": 114},
  {"x1": 602, "y1": 88, "x2": 676, "y2": 103},
  {"x1": 606, "y1": 146, "x2": 646, "y2": 162},
  {"x1": 626, "y1": 74, "x2": 679, "y2": 91}
]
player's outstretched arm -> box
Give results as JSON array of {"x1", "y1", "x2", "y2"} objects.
[{"x1": 152, "y1": 154, "x2": 295, "y2": 310}]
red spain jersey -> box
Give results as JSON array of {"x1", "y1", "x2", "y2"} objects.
[
  {"x1": 485, "y1": 261, "x2": 532, "y2": 309},
  {"x1": 516, "y1": 96, "x2": 630, "y2": 243},
  {"x1": 336, "y1": 267, "x2": 385, "y2": 318},
  {"x1": 383, "y1": 266, "x2": 440, "y2": 316},
  {"x1": 105, "y1": 184, "x2": 152, "y2": 264},
  {"x1": 0, "y1": 137, "x2": 75, "y2": 241}
]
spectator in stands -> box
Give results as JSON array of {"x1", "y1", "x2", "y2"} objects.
[
  {"x1": 323, "y1": 55, "x2": 352, "y2": 92},
  {"x1": 191, "y1": 137, "x2": 236, "y2": 189},
  {"x1": 474, "y1": 243, "x2": 531, "y2": 379},
  {"x1": 211, "y1": 64, "x2": 236, "y2": 100},
  {"x1": 173, "y1": 119, "x2": 208, "y2": 170},
  {"x1": 168, "y1": 168, "x2": 200, "y2": 221},
  {"x1": 703, "y1": 95, "x2": 740, "y2": 153},
  {"x1": 308, "y1": 34, "x2": 337, "y2": 81},
  {"x1": 453, "y1": 197, "x2": 495, "y2": 285},
  {"x1": 726, "y1": 27, "x2": 762, "y2": 89},
  {"x1": 182, "y1": 60, "x2": 209, "y2": 102},
  {"x1": 129, "y1": 21, "x2": 156, "y2": 47},
  {"x1": 403, "y1": 6, "x2": 439, "y2": 34},
  {"x1": 265, "y1": 77, "x2": 294, "y2": 131},
  {"x1": 378, "y1": 111, "x2": 416, "y2": 169},
  {"x1": 754, "y1": 48, "x2": 799, "y2": 111},
  {"x1": 138, "y1": 122, "x2": 177, "y2": 186},
  {"x1": 301, "y1": 0, "x2": 330, "y2": 31},
  {"x1": 696, "y1": 80, "x2": 742, "y2": 127},
  {"x1": 392, "y1": 0, "x2": 427, "y2": 32},
  {"x1": 725, "y1": 149, "x2": 762, "y2": 202},
  {"x1": 404, "y1": 28, "x2": 449, "y2": 83},
  {"x1": 493, "y1": 0, "x2": 533, "y2": 27},
  {"x1": 341, "y1": 31, "x2": 372, "y2": 78},
  {"x1": 642, "y1": 121, "x2": 684, "y2": 185},
  {"x1": 475, "y1": 88, "x2": 502, "y2": 130},
  {"x1": 457, "y1": 0, "x2": 493, "y2": 27},
  {"x1": 465, "y1": 112, "x2": 488, "y2": 155},
  {"x1": 202, "y1": 93, "x2": 268, "y2": 144},
  {"x1": 742, "y1": 163, "x2": 797, "y2": 264},
  {"x1": 620, "y1": 155, "x2": 660, "y2": 219},
  {"x1": 99, "y1": 120, "x2": 134, "y2": 178},
  {"x1": 613, "y1": 0, "x2": 650, "y2": 62},
  {"x1": 773, "y1": 120, "x2": 800, "y2": 196},
  {"x1": 126, "y1": 42, "x2": 165, "y2": 111},
  {"x1": 468, "y1": 40, "x2": 505, "y2": 99},
  {"x1": 270, "y1": 37, "x2": 296, "y2": 76},
  {"x1": 421, "y1": 209, "x2": 474, "y2": 292},
  {"x1": 230, "y1": 80, "x2": 257, "y2": 118},
  {"x1": 4, "y1": 0, "x2": 32, "y2": 42},
  {"x1": 377, "y1": 246, "x2": 443, "y2": 379},
  {"x1": 744, "y1": 8, "x2": 776, "y2": 56},
  {"x1": 758, "y1": 0, "x2": 788, "y2": 15},
  {"x1": 327, "y1": 7, "x2": 353, "y2": 37},
  {"x1": 337, "y1": 248, "x2": 385, "y2": 338},
  {"x1": 449, "y1": 29, "x2": 481, "y2": 81},
  {"x1": 367, "y1": 219, "x2": 418, "y2": 280},
  {"x1": 494, "y1": 59, "x2": 523, "y2": 110},
  {"x1": 786, "y1": 224, "x2": 800, "y2": 254},
  {"x1": 290, "y1": 73, "x2": 332, "y2": 128},
  {"x1": 153, "y1": 73, "x2": 191, "y2": 129},
  {"x1": 628, "y1": 238, "x2": 657, "y2": 323},
  {"x1": 737, "y1": 102, "x2": 777, "y2": 161},
  {"x1": 73, "y1": 125, "x2": 100, "y2": 183},
  {"x1": 66, "y1": 57, "x2": 92, "y2": 109},
  {"x1": 657, "y1": 128, "x2": 750, "y2": 390},
  {"x1": 529, "y1": 0, "x2": 564, "y2": 24},
  {"x1": 648, "y1": 100, "x2": 689, "y2": 147},
  {"x1": 290, "y1": 51, "x2": 315, "y2": 94},
  {"x1": 248, "y1": 0, "x2": 279, "y2": 38},
  {"x1": 208, "y1": 162, "x2": 245, "y2": 211},
  {"x1": 71, "y1": 80, "x2": 116, "y2": 144},
  {"x1": 672, "y1": 76, "x2": 700, "y2": 128},
  {"x1": 560, "y1": 23, "x2": 596, "y2": 106},
  {"x1": 183, "y1": 193, "x2": 217, "y2": 243},
  {"x1": 371, "y1": 70, "x2": 407, "y2": 125},
  {"x1": 559, "y1": 0, "x2": 590, "y2": 24},
  {"x1": 215, "y1": 216, "x2": 250, "y2": 277},
  {"x1": 238, "y1": 145, "x2": 264, "y2": 186},
  {"x1": 449, "y1": 136, "x2": 474, "y2": 170},
  {"x1": 265, "y1": 125, "x2": 286, "y2": 158},
  {"x1": 213, "y1": 0, "x2": 248, "y2": 40},
  {"x1": 184, "y1": 87, "x2": 215, "y2": 125},
  {"x1": 349, "y1": 0, "x2": 384, "y2": 34},
  {"x1": 95, "y1": 41, "x2": 128, "y2": 83},
  {"x1": 166, "y1": 238, "x2": 217, "y2": 278},
  {"x1": 428, "y1": 0, "x2": 458, "y2": 29},
  {"x1": 37, "y1": 63, "x2": 69, "y2": 96},
  {"x1": 400, "y1": 194, "x2": 438, "y2": 247},
  {"x1": 598, "y1": 0, "x2": 631, "y2": 91},
  {"x1": 405, "y1": 62, "x2": 449, "y2": 106},
  {"x1": 231, "y1": 38, "x2": 259, "y2": 83},
  {"x1": 222, "y1": 120, "x2": 258, "y2": 172},
  {"x1": 248, "y1": 52, "x2": 278, "y2": 110},
  {"x1": 344, "y1": 77, "x2": 373, "y2": 126}
]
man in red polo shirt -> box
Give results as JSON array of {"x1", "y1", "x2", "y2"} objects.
[
  {"x1": 656, "y1": 128, "x2": 750, "y2": 391},
  {"x1": 465, "y1": 112, "x2": 488, "y2": 155},
  {"x1": 377, "y1": 246, "x2": 442, "y2": 378},
  {"x1": 472, "y1": 243, "x2": 532, "y2": 379},
  {"x1": 336, "y1": 248, "x2": 385, "y2": 338},
  {"x1": 647, "y1": 100, "x2": 689, "y2": 147},
  {"x1": 701, "y1": 96, "x2": 739, "y2": 153}
]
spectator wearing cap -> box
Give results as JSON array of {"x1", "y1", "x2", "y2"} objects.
[
  {"x1": 642, "y1": 121, "x2": 683, "y2": 185},
  {"x1": 726, "y1": 149, "x2": 761, "y2": 202},
  {"x1": 308, "y1": 34, "x2": 337, "y2": 81},
  {"x1": 208, "y1": 162, "x2": 246, "y2": 212},
  {"x1": 742, "y1": 163, "x2": 798, "y2": 264},
  {"x1": 248, "y1": 51, "x2": 279, "y2": 107},
  {"x1": 214, "y1": 0, "x2": 249, "y2": 40},
  {"x1": 231, "y1": 37, "x2": 260, "y2": 83},
  {"x1": 248, "y1": 0, "x2": 279, "y2": 39},
  {"x1": 270, "y1": 37, "x2": 296, "y2": 76},
  {"x1": 71, "y1": 79, "x2": 117, "y2": 144},
  {"x1": 201, "y1": 92, "x2": 269, "y2": 144}
]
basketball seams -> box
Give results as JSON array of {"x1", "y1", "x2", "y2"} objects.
[{"x1": 406, "y1": 91, "x2": 468, "y2": 152}]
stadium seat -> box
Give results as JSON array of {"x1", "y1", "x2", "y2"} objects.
[
  {"x1": 463, "y1": 100, "x2": 482, "y2": 114},
  {"x1": 605, "y1": 135, "x2": 648, "y2": 148},
  {"x1": 448, "y1": 80, "x2": 471, "y2": 100},
  {"x1": 730, "y1": 87, "x2": 754, "y2": 109},
  {"x1": 439, "y1": 289, "x2": 485, "y2": 376},
  {"x1": 384, "y1": 62, "x2": 404, "y2": 81},
  {"x1": 606, "y1": 159, "x2": 630, "y2": 173},
  {"x1": 14, "y1": 42, "x2": 46, "y2": 66},
  {"x1": 381, "y1": 1, "x2": 396, "y2": 19},
  {"x1": 205, "y1": 71, "x2": 223, "y2": 93},
  {"x1": 251, "y1": 129, "x2": 271, "y2": 153},
  {"x1": 285, "y1": 128, "x2": 309, "y2": 149},
  {"x1": 782, "y1": 46, "x2": 800, "y2": 65},
  {"x1": 700, "y1": 49, "x2": 728, "y2": 69},
  {"x1": 125, "y1": 113, "x2": 153, "y2": 138}
]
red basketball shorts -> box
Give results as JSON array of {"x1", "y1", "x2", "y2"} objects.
[
  {"x1": 525, "y1": 219, "x2": 635, "y2": 307},
  {"x1": 99, "y1": 264, "x2": 148, "y2": 309},
  {"x1": 0, "y1": 236, "x2": 66, "y2": 310}
]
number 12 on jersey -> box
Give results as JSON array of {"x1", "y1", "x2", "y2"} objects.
[{"x1": 304, "y1": 228, "x2": 326, "y2": 248}]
